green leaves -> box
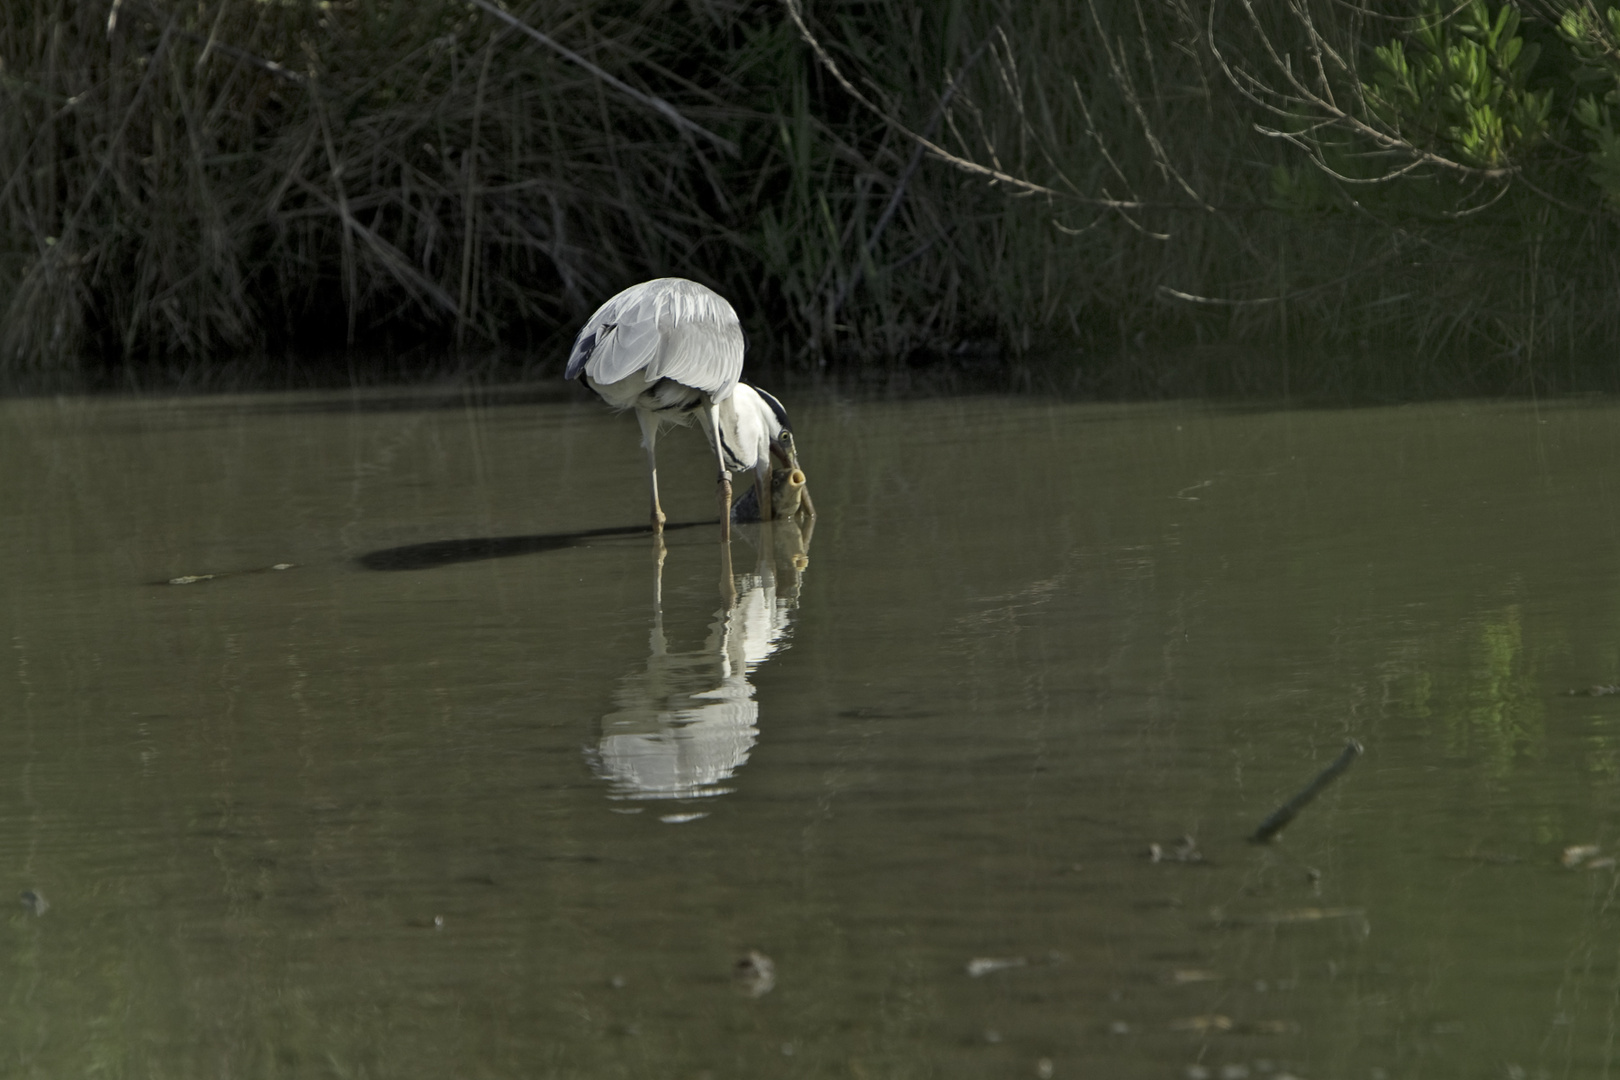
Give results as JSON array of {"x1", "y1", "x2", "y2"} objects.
[
  {"x1": 1559, "y1": 4, "x2": 1620, "y2": 202},
  {"x1": 1364, "y1": 0, "x2": 1551, "y2": 169},
  {"x1": 1359, "y1": 0, "x2": 1620, "y2": 205}
]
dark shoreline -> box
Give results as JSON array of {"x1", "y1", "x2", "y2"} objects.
[{"x1": 11, "y1": 340, "x2": 1619, "y2": 410}]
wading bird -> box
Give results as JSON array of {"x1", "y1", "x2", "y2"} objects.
[{"x1": 565, "y1": 278, "x2": 802, "y2": 541}]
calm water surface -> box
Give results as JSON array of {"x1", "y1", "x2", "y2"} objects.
[{"x1": 5, "y1": 386, "x2": 1620, "y2": 1078}]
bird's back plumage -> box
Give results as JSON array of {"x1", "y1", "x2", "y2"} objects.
[{"x1": 566, "y1": 278, "x2": 743, "y2": 403}]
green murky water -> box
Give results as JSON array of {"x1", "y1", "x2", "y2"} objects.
[{"x1": 5, "y1": 386, "x2": 1620, "y2": 1078}]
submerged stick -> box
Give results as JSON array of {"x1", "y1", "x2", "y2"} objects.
[{"x1": 1249, "y1": 740, "x2": 1363, "y2": 844}]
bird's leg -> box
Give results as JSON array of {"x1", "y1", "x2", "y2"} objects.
[
  {"x1": 719, "y1": 531, "x2": 737, "y2": 608},
  {"x1": 650, "y1": 471, "x2": 667, "y2": 532},
  {"x1": 650, "y1": 533, "x2": 668, "y2": 657},
  {"x1": 652, "y1": 531, "x2": 667, "y2": 605},
  {"x1": 636, "y1": 410, "x2": 666, "y2": 532},
  {"x1": 701, "y1": 401, "x2": 732, "y2": 543},
  {"x1": 718, "y1": 471, "x2": 732, "y2": 542}
]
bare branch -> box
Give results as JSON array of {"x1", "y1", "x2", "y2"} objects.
[
  {"x1": 1159, "y1": 253, "x2": 1386, "y2": 306},
  {"x1": 1087, "y1": 0, "x2": 1212, "y2": 210},
  {"x1": 782, "y1": 0, "x2": 1154, "y2": 209},
  {"x1": 1438, "y1": 179, "x2": 1515, "y2": 218},
  {"x1": 466, "y1": 0, "x2": 738, "y2": 156},
  {"x1": 1209, "y1": 0, "x2": 1517, "y2": 183}
]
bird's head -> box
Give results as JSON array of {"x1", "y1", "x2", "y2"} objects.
[
  {"x1": 737, "y1": 383, "x2": 815, "y2": 524},
  {"x1": 750, "y1": 385, "x2": 801, "y2": 469},
  {"x1": 772, "y1": 429, "x2": 803, "y2": 471}
]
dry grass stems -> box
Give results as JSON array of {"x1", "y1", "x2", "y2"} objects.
[{"x1": 1, "y1": 0, "x2": 1617, "y2": 396}]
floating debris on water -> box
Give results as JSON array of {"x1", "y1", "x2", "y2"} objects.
[
  {"x1": 1172, "y1": 1017, "x2": 1301, "y2": 1037},
  {"x1": 1563, "y1": 844, "x2": 1603, "y2": 868},
  {"x1": 1035, "y1": 1057, "x2": 1054, "y2": 1079},
  {"x1": 1250, "y1": 740, "x2": 1363, "y2": 844},
  {"x1": 1170, "y1": 1014, "x2": 1233, "y2": 1034},
  {"x1": 1563, "y1": 845, "x2": 1615, "y2": 871},
  {"x1": 964, "y1": 952, "x2": 1066, "y2": 977},
  {"x1": 18, "y1": 890, "x2": 47, "y2": 916},
  {"x1": 734, "y1": 950, "x2": 776, "y2": 997},
  {"x1": 1260, "y1": 906, "x2": 1364, "y2": 924},
  {"x1": 1447, "y1": 850, "x2": 1522, "y2": 865},
  {"x1": 1166, "y1": 968, "x2": 1222, "y2": 985},
  {"x1": 1208, "y1": 906, "x2": 1366, "y2": 929},
  {"x1": 966, "y1": 956, "x2": 1028, "y2": 978},
  {"x1": 1150, "y1": 836, "x2": 1204, "y2": 863},
  {"x1": 165, "y1": 562, "x2": 298, "y2": 586},
  {"x1": 1563, "y1": 685, "x2": 1620, "y2": 696},
  {"x1": 659, "y1": 812, "x2": 708, "y2": 824}
]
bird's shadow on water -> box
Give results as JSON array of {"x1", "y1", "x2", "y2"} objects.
[{"x1": 355, "y1": 521, "x2": 718, "y2": 571}]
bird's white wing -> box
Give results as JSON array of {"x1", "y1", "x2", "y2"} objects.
[
  {"x1": 566, "y1": 281, "x2": 662, "y2": 384},
  {"x1": 646, "y1": 282, "x2": 743, "y2": 401},
  {"x1": 567, "y1": 278, "x2": 742, "y2": 400}
]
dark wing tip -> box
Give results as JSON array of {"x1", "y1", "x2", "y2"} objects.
[{"x1": 564, "y1": 330, "x2": 596, "y2": 380}]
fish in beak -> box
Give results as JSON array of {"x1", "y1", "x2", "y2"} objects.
[{"x1": 767, "y1": 431, "x2": 815, "y2": 520}]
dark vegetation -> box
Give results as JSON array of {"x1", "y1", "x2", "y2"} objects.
[{"x1": 3, "y1": 0, "x2": 1620, "y2": 396}]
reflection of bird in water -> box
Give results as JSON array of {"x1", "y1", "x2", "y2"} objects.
[
  {"x1": 591, "y1": 518, "x2": 813, "y2": 804},
  {"x1": 565, "y1": 277, "x2": 811, "y2": 542}
]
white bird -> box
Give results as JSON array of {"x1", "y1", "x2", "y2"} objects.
[{"x1": 565, "y1": 277, "x2": 799, "y2": 540}]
